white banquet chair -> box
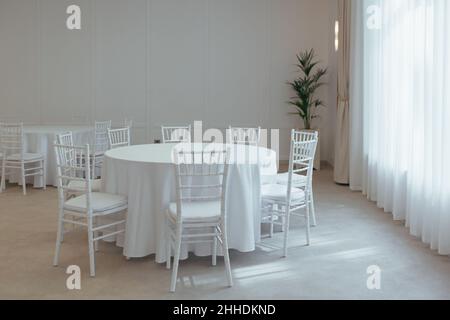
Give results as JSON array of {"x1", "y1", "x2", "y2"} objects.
[
  {"x1": 56, "y1": 131, "x2": 74, "y2": 146},
  {"x1": 261, "y1": 130, "x2": 317, "y2": 257},
  {"x1": 275, "y1": 131, "x2": 318, "y2": 226},
  {"x1": 56, "y1": 132, "x2": 101, "y2": 195},
  {"x1": 93, "y1": 120, "x2": 111, "y2": 178},
  {"x1": 0, "y1": 123, "x2": 46, "y2": 195},
  {"x1": 161, "y1": 125, "x2": 191, "y2": 144},
  {"x1": 53, "y1": 142, "x2": 127, "y2": 277},
  {"x1": 228, "y1": 126, "x2": 261, "y2": 146},
  {"x1": 108, "y1": 127, "x2": 130, "y2": 150},
  {"x1": 165, "y1": 148, "x2": 233, "y2": 292}
]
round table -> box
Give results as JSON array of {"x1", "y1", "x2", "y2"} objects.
[
  {"x1": 102, "y1": 143, "x2": 278, "y2": 262},
  {"x1": 9, "y1": 125, "x2": 93, "y2": 187}
]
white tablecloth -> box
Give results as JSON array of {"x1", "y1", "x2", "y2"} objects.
[
  {"x1": 102, "y1": 143, "x2": 278, "y2": 263},
  {"x1": 9, "y1": 125, "x2": 93, "y2": 187}
]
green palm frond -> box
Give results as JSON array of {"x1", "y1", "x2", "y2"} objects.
[{"x1": 287, "y1": 49, "x2": 328, "y2": 130}]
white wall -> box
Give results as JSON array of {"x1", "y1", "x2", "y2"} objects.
[{"x1": 0, "y1": 0, "x2": 337, "y2": 162}]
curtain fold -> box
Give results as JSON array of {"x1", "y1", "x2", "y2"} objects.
[
  {"x1": 350, "y1": 0, "x2": 450, "y2": 255},
  {"x1": 334, "y1": 0, "x2": 351, "y2": 184}
]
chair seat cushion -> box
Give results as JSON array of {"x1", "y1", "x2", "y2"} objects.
[
  {"x1": 6, "y1": 153, "x2": 43, "y2": 161},
  {"x1": 276, "y1": 172, "x2": 308, "y2": 186},
  {"x1": 67, "y1": 179, "x2": 102, "y2": 192},
  {"x1": 261, "y1": 184, "x2": 305, "y2": 202},
  {"x1": 64, "y1": 192, "x2": 127, "y2": 213},
  {"x1": 168, "y1": 201, "x2": 221, "y2": 221}
]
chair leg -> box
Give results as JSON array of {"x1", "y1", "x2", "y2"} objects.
[
  {"x1": 221, "y1": 222, "x2": 233, "y2": 287},
  {"x1": 42, "y1": 159, "x2": 46, "y2": 190},
  {"x1": 87, "y1": 216, "x2": 96, "y2": 277},
  {"x1": 269, "y1": 212, "x2": 274, "y2": 238},
  {"x1": 212, "y1": 231, "x2": 217, "y2": 266},
  {"x1": 282, "y1": 206, "x2": 291, "y2": 258},
  {"x1": 21, "y1": 162, "x2": 26, "y2": 195},
  {"x1": 166, "y1": 219, "x2": 171, "y2": 270},
  {"x1": 1, "y1": 161, "x2": 6, "y2": 192},
  {"x1": 170, "y1": 224, "x2": 182, "y2": 292},
  {"x1": 94, "y1": 217, "x2": 99, "y2": 252},
  {"x1": 91, "y1": 156, "x2": 96, "y2": 179},
  {"x1": 305, "y1": 194, "x2": 311, "y2": 246},
  {"x1": 53, "y1": 207, "x2": 64, "y2": 266},
  {"x1": 309, "y1": 190, "x2": 317, "y2": 227}
]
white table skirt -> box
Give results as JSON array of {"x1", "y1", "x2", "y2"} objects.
[
  {"x1": 102, "y1": 143, "x2": 278, "y2": 263},
  {"x1": 9, "y1": 125, "x2": 93, "y2": 187}
]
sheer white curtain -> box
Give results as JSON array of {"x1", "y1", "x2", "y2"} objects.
[{"x1": 350, "y1": 0, "x2": 450, "y2": 255}]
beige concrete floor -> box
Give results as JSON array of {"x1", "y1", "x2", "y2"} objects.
[{"x1": 1, "y1": 166, "x2": 449, "y2": 300}]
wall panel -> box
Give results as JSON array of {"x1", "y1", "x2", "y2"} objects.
[
  {"x1": 40, "y1": 0, "x2": 92, "y2": 124},
  {"x1": 207, "y1": 0, "x2": 267, "y2": 128},
  {"x1": 94, "y1": 0, "x2": 147, "y2": 126},
  {"x1": 148, "y1": 0, "x2": 207, "y2": 137},
  {"x1": 0, "y1": 0, "x2": 335, "y2": 162},
  {"x1": 0, "y1": 0, "x2": 39, "y2": 123}
]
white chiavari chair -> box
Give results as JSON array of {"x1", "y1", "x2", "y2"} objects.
[
  {"x1": 124, "y1": 119, "x2": 133, "y2": 145},
  {"x1": 93, "y1": 120, "x2": 111, "y2": 178},
  {"x1": 161, "y1": 125, "x2": 192, "y2": 144},
  {"x1": 261, "y1": 130, "x2": 318, "y2": 257},
  {"x1": 107, "y1": 127, "x2": 130, "y2": 150},
  {"x1": 228, "y1": 126, "x2": 261, "y2": 146},
  {"x1": 0, "y1": 123, "x2": 46, "y2": 195},
  {"x1": 56, "y1": 131, "x2": 74, "y2": 146},
  {"x1": 165, "y1": 147, "x2": 232, "y2": 292},
  {"x1": 275, "y1": 130, "x2": 318, "y2": 226},
  {"x1": 56, "y1": 132, "x2": 101, "y2": 194},
  {"x1": 53, "y1": 142, "x2": 127, "y2": 277}
]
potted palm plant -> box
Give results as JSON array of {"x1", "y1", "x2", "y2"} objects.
[
  {"x1": 287, "y1": 49, "x2": 327, "y2": 170},
  {"x1": 287, "y1": 49, "x2": 327, "y2": 130}
]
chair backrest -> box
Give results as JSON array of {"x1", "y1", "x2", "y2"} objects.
[
  {"x1": 54, "y1": 142, "x2": 92, "y2": 203},
  {"x1": 108, "y1": 127, "x2": 130, "y2": 149},
  {"x1": 56, "y1": 131, "x2": 73, "y2": 146},
  {"x1": 286, "y1": 130, "x2": 318, "y2": 192},
  {"x1": 94, "y1": 121, "x2": 111, "y2": 153},
  {"x1": 172, "y1": 147, "x2": 230, "y2": 221},
  {"x1": 0, "y1": 123, "x2": 24, "y2": 159},
  {"x1": 161, "y1": 125, "x2": 191, "y2": 143},
  {"x1": 229, "y1": 126, "x2": 261, "y2": 146},
  {"x1": 294, "y1": 131, "x2": 318, "y2": 145}
]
